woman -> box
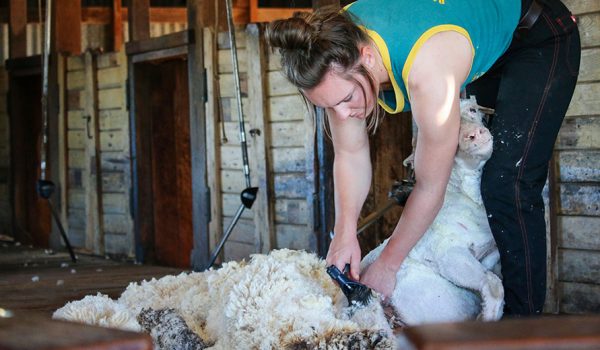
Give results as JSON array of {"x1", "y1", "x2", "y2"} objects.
[{"x1": 266, "y1": 0, "x2": 580, "y2": 316}]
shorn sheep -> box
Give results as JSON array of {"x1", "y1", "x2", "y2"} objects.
[
  {"x1": 53, "y1": 97, "x2": 502, "y2": 348},
  {"x1": 362, "y1": 96, "x2": 504, "y2": 325}
]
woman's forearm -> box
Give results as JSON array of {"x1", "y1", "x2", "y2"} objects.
[{"x1": 332, "y1": 148, "x2": 372, "y2": 236}]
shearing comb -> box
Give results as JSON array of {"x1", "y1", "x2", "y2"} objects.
[{"x1": 326, "y1": 264, "x2": 373, "y2": 307}]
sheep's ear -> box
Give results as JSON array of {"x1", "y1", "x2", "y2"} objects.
[
  {"x1": 402, "y1": 153, "x2": 415, "y2": 169},
  {"x1": 477, "y1": 106, "x2": 495, "y2": 115}
]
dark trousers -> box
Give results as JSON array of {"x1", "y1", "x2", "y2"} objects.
[{"x1": 466, "y1": 0, "x2": 580, "y2": 316}]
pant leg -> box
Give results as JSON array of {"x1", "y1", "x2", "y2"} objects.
[{"x1": 467, "y1": 0, "x2": 580, "y2": 316}]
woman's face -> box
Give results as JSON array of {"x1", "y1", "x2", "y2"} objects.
[{"x1": 303, "y1": 69, "x2": 376, "y2": 121}]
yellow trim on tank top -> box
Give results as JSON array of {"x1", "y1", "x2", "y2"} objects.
[
  {"x1": 402, "y1": 25, "x2": 475, "y2": 102},
  {"x1": 361, "y1": 27, "x2": 405, "y2": 113}
]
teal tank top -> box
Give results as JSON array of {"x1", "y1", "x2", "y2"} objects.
[{"x1": 344, "y1": 0, "x2": 521, "y2": 113}]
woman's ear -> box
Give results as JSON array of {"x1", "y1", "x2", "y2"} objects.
[{"x1": 359, "y1": 45, "x2": 376, "y2": 69}]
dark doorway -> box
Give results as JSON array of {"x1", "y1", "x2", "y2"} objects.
[
  {"x1": 132, "y1": 56, "x2": 192, "y2": 268},
  {"x1": 7, "y1": 57, "x2": 51, "y2": 247}
]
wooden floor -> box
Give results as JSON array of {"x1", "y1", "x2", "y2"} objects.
[
  {"x1": 0, "y1": 239, "x2": 184, "y2": 316},
  {"x1": 0, "y1": 238, "x2": 185, "y2": 349}
]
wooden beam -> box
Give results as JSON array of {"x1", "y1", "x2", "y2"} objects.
[
  {"x1": 188, "y1": 0, "x2": 210, "y2": 270},
  {"x1": 128, "y1": 0, "x2": 150, "y2": 42},
  {"x1": 246, "y1": 23, "x2": 275, "y2": 254},
  {"x1": 8, "y1": 0, "x2": 27, "y2": 58},
  {"x1": 203, "y1": 27, "x2": 223, "y2": 257},
  {"x1": 53, "y1": 0, "x2": 82, "y2": 55},
  {"x1": 112, "y1": 0, "x2": 123, "y2": 51}
]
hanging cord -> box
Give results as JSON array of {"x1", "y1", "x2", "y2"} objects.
[
  {"x1": 37, "y1": 0, "x2": 76, "y2": 262},
  {"x1": 205, "y1": 0, "x2": 259, "y2": 269}
]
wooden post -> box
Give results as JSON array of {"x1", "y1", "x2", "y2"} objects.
[
  {"x1": 83, "y1": 51, "x2": 104, "y2": 254},
  {"x1": 312, "y1": 0, "x2": 339, "y2": 256},
  {"x1": 203, "y1": 27, "x2": 223, "y2": 258},
  {"x1": 112, "y1": 0, "x2": 123, "y2": 51},
  {"x1": 8, "y1": 0, "x2": 27, "y2": 58},
  {"x1": 246, "y1": 23, "x2": 275, "y2": 254},
  {"x1": 53, "y1": 0, "x2": 81, "y2": 55},
  {"x1": 128, "y1": 0, "x2": 150, "y2": 42},
  {"x1": 188, "y1": 0, "x2": 210, "y2": 270}
]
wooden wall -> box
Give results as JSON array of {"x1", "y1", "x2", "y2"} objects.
[
  {"x1": 205, "y1": 26, "x2": 316, "y2": 262},
  {"x1": 62, "y1": 50, "x2": 133, "y2": 256},
  {"x1": 552, "y1": 0, "x2": 600, "y2": 314}
]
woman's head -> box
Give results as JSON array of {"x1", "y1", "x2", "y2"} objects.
[{"x1": 266, "y1": 6, "x2": 384, "y2": 132}]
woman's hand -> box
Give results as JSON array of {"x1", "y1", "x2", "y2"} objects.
[
  {"x1": 360, "y1": 257, "x2": 397, "y2": 299},
  {"x1": 326, "y1": 231, "x2": 362, "y2": 280}
]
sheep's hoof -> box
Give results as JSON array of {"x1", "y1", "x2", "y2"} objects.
[{"x1": 478, "y1": 272, "x2": 504, "y2": 321}]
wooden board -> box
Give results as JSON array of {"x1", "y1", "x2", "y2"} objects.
[
  {"x1": 401, "y1": 315, "x2": 600, "y2": 350},
  {"x1": 558, "y1": 216, "x2": 600, "y2": 250},
  {"x1": 0, "y1": 311, "x2": 152, "y2": 350}
]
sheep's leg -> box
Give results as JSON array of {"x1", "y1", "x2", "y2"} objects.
[{"x1": 436, "y1": 247, "x2": 504, "y2": 321}]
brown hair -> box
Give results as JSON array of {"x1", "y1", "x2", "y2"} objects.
[{"x1": 266, "y1": 6, "x2": 384, "y2": 133}]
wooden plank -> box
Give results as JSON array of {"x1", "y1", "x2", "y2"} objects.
[
  {"x1": 97, "y1": 51, "x2": 124, "y2": 69},
  {"x1": 101, "y1": 172, "x2": 127, "y2": 193},
  {"x1": 67, "y1": 189, "x2": 86, "y2": 209},
  {"x1": 559, "y1": 248, "x2": 600, "y2": 284},
  {"x1": 222, "y1": 193, "x2": 254, "y2": 219},
  {"x1": 67, "y1": 70, "x2": 86, "y2": 89},
  {"x1": 97, "y1": 66, "x2": 124, "y2": 88},
  {"x1": 402, "y1": 315, "x2": 600, "y2": 349},
  {"x1": 112, "y1": 0, "x2": 123, "y2": 51},
  {"x1": 557, "y1": 116, "x2": 600, "y2": 149},
  {"x1": 221, "y1": 122, "x2": 252, "y2": 143},
  {"x1": 68, "y1": 169, "x2": 85, "y2": 189},
  {"x1": 559, "y1": 183, "x2": 600, "y2": 216},
  {"x1": 204, "y1": 27, "x2": 223, "y2": 253},
  {"x1": 187, "y1": 0, "x2": 211, "y2": 270},
  {"x1": 246, "y1": 23, "x2": 275, "y2": 254},
  {"x1": 269, "y1": 121, "x2": 306, "y2": 147},
  {"x1": 563, "y1": 0, "x2": 600, "y2": 15},
  {"x1": 267, "y1": 50, "x2": 281, "y2": 71},
  {"x1": 275, "y1": 223, "x2": 315, "y2": 250},
  {"x1": 101, "y1": 151, "x2": 131, "y2": 172},
  {"x1": 67, "y1": 150, "x2": 86, "y2": 168},
  {"x1": 128, "y1": 0, "x2": 150, "y2": 42},
  {"x1": 223, "y1": 240, "x2": 254, "y2": 263},
  {"x1": 53, "y1": 0, "x2": 81, "y2": 55},
  {"x1": 579, "y1": 48, "x2": 600, "y2": 83},
  {"x1": 275, "y1": 198, "x2": 309, "y2": 225},
  {"x1": 104, "y1": 232, "x2": 134, "y2": 256},
  {"x1": 566, "y1": 83, "x2": 600, "y2": 117},
  {"x1": 83, "y1": 52, "x2": 104, "y2": 255},
  {"x1": 221, "y1": 169, "x2": 247, "y2": 193},
  {"x1": 269, "y1": 94, "x2": 307, "y2": 121},
  {"x1": 98, "y1": 87, "x2": 126, "y2": 110},
  {"x1": 578, "y1": 12, "x2": 600, "y2": 49},
  {"x1": 100, "y1": 130, "x2": 127, "y2": 152},
  {"x1": 67, "y1": 110, "x2": 86, "y2": 129},
  {"x1": 218, "y1": 48, "x2": 248, "y2": 73},
  {"x1": 67, "y1": 130, "x2": 86, "y2": 149},
  {"x1": 557, "y1": 150, "x2": 600, "y2": 182},
  {"x1": 221, "y1": 145, "x2": 247, "y2": 170},
  {"x1": 560, "y1": 282, "x2": 600, "y2": 313},
  {"x1": 274, "y1": 173, "x2": 310, "y2": 199},
  {"x1": 102, "y1": 193, "x2": 129, "y2": 215},
  {"x1": 218, "y1": 72, "x2": 249, "y2": 98},
  {"x1": 221, "y1": 217, "x2": 256, "y2": 245},
  {"x1": 217, "y1": 30, "x2": 247, "y2": 49},
  {"x1": 0, "y1": 312, "x2": 152, "y2": 350},
  {"x1": 67, "y1": 55, "x2": 85, "y2": 71},
  {"x1": 67, "y1": 89, "x2": 84, "y2": 110},
  {"x1": 8, "y1": 0, "x2": 27, "y2": 58},
  {"x1": 99, "y1": 109, "x2": 128, "y2": 131},
  {"x1": 267, "y1": 70, "x2": 300, "y2": 96},
  {"x1": 125, "y1": 30, "x2": 190, "y2": 56},
  {"x1": 250, "y1": 6, "x2": 311, "y2": 23},
  {"x1": 272, "y1": 147, "x2": 306, "y2": 173},
  {"x1": 558, "y1": 216, "x2": 600, "y2": 250}
]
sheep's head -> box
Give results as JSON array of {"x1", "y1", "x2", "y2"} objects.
[{"x1": 456, "y1": 121, "x2": 493, "y2": 170}]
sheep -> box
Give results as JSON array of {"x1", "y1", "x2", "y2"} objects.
[
  {"x1": 54, "y1": 249, "x2": 395, "y2": 350},
  {"x1": 361, "y1": 96, "x2": 504, "y2": 325}
]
